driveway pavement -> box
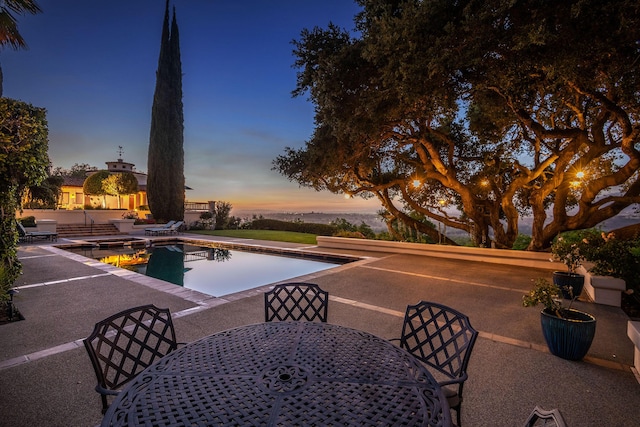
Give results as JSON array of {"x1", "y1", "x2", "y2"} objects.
[{"x1": 0, "y1": 232, "x2": 638, "y2": 426}]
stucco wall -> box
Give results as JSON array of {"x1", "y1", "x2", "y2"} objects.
[{"x1": 17, "y1": 209, "x2": 203, "y2": 226}]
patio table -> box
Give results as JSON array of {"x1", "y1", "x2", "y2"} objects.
[{"x1": 101, "y1": 321, "x2": 451, "y2": 427}]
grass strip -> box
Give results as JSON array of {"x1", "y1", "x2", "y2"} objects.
[{"x1": 188, "y1": 229, "x2": 318, "y2": 245}]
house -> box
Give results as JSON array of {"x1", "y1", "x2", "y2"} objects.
[{"x1": 58, "y1": 158, "x2": 148, "y2": 211}]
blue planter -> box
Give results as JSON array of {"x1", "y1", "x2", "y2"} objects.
[
  {"x1": 552, "y1": 271, "x2": 585, "y2": 299},
  {"x1": 540, "y1": 308, "x2": 596, "y2": 361}
]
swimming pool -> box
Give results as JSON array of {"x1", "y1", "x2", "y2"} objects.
[{"x1": 62, "y1": 240, "x2": 355, "y2": 297}]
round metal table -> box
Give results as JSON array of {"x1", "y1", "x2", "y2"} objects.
[{"x1": 101, "y1": 322, "x2": 452, "y2": 426}]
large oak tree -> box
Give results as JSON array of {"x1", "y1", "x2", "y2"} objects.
[{"x1": 274, "y1": 0, "x2": 640, "y2": 250}]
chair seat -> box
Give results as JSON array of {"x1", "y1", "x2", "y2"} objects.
[{"x1": 442, "y1": 385, "x2": 461, "y2": 408}]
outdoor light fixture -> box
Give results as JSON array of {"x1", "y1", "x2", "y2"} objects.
[{"x1": 576, "y1": 171, "x2": 585, "y2": 179}]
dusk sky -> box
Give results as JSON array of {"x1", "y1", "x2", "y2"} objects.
[{"x1": 3, "y1": 0, "x2": 383, "y2": 214}]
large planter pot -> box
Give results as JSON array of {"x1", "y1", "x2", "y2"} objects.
[
  {"x1": 540, "y1": 308, "x2": 596, "y2": 361},
  {"x1": 552, "y1": 271, "x2": 585, "y2": 299}
]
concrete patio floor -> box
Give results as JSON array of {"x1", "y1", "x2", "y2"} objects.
[{"x1": 0, "y1": 231, "x2": 638, "y2": 427}]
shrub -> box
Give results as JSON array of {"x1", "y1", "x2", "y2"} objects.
[
  {"x1": 199, "y1": 212, "x2": 213, "y2": 220},
  {"x1": 334, "y1": 231, "x2": 366, "y2": 239},
  {"x1": 580, "y1": 231, "x2": 640, "y2": 290},
  {"x1": 551, "y1": 230, "x2": 593, "y2": 273},
  {"x1": 134, "y1": 219, "x2": 156, "y2": 225},
  {"x1": 551, "y1": 228, "x2": 640, "y2": 291},
  {"x1": 512, "y1": 234, "x2": 532, "y2": 250},
  {"x1": 330, "y1": 217, "x2": 375, "y2": 239},
  {"x1": 227, "y1": 216, "x2": 242, "y2": 229}
]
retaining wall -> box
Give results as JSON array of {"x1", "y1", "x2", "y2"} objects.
[
  {"x1": 317, "y1": 237, "x2": 628, "y2": 307},
  {"x1": 316, "y1": 236, "x2": 558, "y2": 270},
  {"x1": 17, "y1": 209, "x2": 203, "y2": 226}
]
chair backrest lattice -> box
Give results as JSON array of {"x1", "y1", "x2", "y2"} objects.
[
  {"x1": 16, "y1": 222, "x2": 27, "y2": 236},
  {"x1": 83, "y1": 305, "x2": 178, "y2": 392},
  {"x1": 170, "y1": 221, "x2": 184, "y2": 230},
  {"x1": 265, "y1": 283, "x2": 328, "y2": 322},
  {"x1": 523, "y1": 406, "x2": 568, "y2": 427},
  {"x1": 399, "y1": 301, "x2": 478, "y2": 381}
]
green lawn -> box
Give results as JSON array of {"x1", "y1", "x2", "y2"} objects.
[{"x1": 188, "y1": 229, "x2": 318, "y2": 245}]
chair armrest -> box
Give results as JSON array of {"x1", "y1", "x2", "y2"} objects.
[
  {"x1": 438, "y1": 372, "x2": 468, "y2": 387},
  {"x1": 95, "y1": 384, "x2": 120, "y2": 397}
]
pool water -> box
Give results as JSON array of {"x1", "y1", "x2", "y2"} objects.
[{"x1": 65, "y1": 242, "x2": 346, "y2": 297}]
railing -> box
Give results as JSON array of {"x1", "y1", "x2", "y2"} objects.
[
  {"x1": 184, "y1": 250, "x2": 210, "y2": 263},
  {"x1": 84, "y1": 211, "x2": 95, "y2": 234},
  {"x1": 184, "y1": 202, "x2": 210, "y2": 211}
]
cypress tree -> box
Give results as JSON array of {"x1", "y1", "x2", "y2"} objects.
[{"x1": 147, "y1": 0, "x2": 184, "y2": 222}]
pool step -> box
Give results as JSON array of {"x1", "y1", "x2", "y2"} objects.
[{"x1": 56, "y1": 224, "x2": 127, "y2": 238}]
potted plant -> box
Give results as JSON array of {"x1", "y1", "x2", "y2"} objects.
[
  {"x1": 523, "y1": 278, "x2": 596, "y2": 360},
  {"x1": 550, "y1": 232, "x2": 586, "y2": 299}
]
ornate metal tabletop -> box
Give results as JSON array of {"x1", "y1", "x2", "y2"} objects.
[{"x1": 101, "y1": 322, "x2": 451, "y2": 426}]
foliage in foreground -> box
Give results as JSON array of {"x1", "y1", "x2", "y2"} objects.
[{"x1": 0, "y1": 98, "x2": 49, "y2": 300}]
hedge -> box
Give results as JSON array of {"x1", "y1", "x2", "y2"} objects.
[{"x1": 246, "y1": 219, "x2": 338, "y2": 236}]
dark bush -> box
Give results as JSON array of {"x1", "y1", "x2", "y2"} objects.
[
  {"x1": 18, "y1": 216, "x2": 36, "y2": 227},
  {"x1": 134, "y1": 219, "x2": 156, "y2": 225},
  {"x1": 247, "y1": 219, "x2": 337, "y2": 236}
]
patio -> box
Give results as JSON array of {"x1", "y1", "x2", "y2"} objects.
[{"x1": 0, "y1": 232, "x2": 638, "y2": 426}]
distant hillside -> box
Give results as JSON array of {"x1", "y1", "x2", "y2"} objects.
[
  {"x1": 234, "y1": 209, "x2": 639, "y2": 238},
  {"x1": 234, "y1": 211, "x2": 388, "y2": 232}
]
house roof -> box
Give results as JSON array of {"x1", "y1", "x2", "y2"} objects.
[
  {"x1": 61, "y1": 172, "x2": 192, "y2": 192},
  {"x1": 62, "y1": 176, "x2": 87, "y2": 187},
  {"x1": 61, "y1": 173, "x2": 147, "y2": 191}
]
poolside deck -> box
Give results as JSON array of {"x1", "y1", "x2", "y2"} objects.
[{"x1": 1, "y1": 231, "x2": 638, "y2": 426}]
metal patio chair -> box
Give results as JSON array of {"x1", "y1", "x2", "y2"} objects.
[
  {"x1": 523, "y1": 406, "x2": 568, "y2": 427},
  {"x1": 264, "y1": 282, "x2": 329, "y2": 322},
  {"x1": 395, "y1": 301, "x2": 478, "y2": 427},
  {"x1": 83, "y1": 304, "x2": 180, "y2": 413},
  {"x1": 144, "y1": 220, "x2": 175, "y2": 235},
  {"x1": 16, "y1": 222, "x2": 57, "y2": 243}
]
